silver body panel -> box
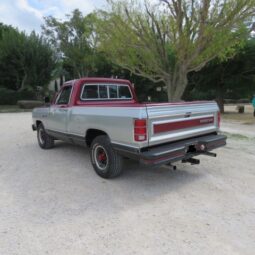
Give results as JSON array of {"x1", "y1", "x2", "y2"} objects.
[
  {"x1": 146, "y1": 102, "x2": 219, "y2": 146},
  {"x1": 32, "y1": 101, "x2": 219, "y2": 149}
]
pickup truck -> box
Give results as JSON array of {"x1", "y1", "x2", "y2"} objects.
[{"x1": 32, "y1": 77, "x2": 226, "y2": 178}]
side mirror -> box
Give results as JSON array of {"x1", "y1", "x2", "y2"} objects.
[{"x1": 44, "y1": 96, "x2": 50, "y2": 103}]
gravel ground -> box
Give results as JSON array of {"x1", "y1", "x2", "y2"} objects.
[{"x1": 0, "y1": 112, "x2": 255, "y2": 255}]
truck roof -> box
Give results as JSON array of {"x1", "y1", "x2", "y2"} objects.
[{"x1": 64, "y1": 77, "x2": 131, "y2": 86}]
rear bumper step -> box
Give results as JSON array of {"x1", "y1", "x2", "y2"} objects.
[
  {"x1": 140, "y1": 134, "x2": 226, "y2": 165},
  {"x1": 113, "y1": 134, "x2": 226, "y2": 166}
]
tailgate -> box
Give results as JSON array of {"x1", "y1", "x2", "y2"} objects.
[{"x1": 146, "y1": 101, "x2": 219, "y2": 147}]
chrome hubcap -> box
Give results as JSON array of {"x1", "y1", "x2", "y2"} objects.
[
  {"x1": 38, "y1": 128, "x2": 45, "y2": 144},
  {"x1": 94, "y1": 145, "x2": 108, "y2": 171}
]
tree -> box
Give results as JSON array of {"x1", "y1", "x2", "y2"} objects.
[
  {"x1": 54, "y1": 80, "x2": 58, "y2": 92},
  {"x1": 97, "y1": 0, "x2": 255, "y2": 101},
  {"x1": 0, "y1": 23, "x2": 14, "y2": 39},
  {"x1": 0, "y1": 27, "x2": 56, "y2": 91},
  {"x1": 42, "y1": 9, "x2": 104, "y2": 78},
  {"x1": 0, "y1": 26, "x2": 23, "y2": 90},
  {"x1": 184, "y1": 37, "x2": 255, "y2": 112}
]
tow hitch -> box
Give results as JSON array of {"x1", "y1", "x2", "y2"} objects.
[
  {"x1": 202, "y1": 152, "x2": 217, "y2": 157},
  {"x1": 181, "y1": 151, "x2": 217, "y2": 166}
]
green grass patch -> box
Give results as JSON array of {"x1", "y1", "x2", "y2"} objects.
[
  {"x1": 221, "y1": 131, "x2": 255, "y2": 141},
  {"x1": 222, "y1": 112, "x2": 255, "y2": 124}
]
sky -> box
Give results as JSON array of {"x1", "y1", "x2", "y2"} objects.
[{"x1": 0, "y1": 0, "x2": 106, "y2": 33}]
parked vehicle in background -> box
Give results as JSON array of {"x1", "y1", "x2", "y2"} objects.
[{"x1": 32, "y1": 78, "x2": 226, "y2": 178}]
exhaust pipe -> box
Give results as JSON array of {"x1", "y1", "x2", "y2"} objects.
[
  {"x1": 182, "y1": 158, "x2": 200, "y2": 165},
  {"x1": 202, "y1": 152, "x2": 217, "y2": 157}
]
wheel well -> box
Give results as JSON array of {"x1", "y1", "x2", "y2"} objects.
[{"x1": 86, "y1": 129, "x2": 107, "y2": 147}]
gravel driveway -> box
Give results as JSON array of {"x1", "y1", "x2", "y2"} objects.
[{"x1": 0, "y1": 112, "x2": 255, "y2": 255}]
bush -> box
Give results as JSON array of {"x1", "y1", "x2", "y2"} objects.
[
  {"x1": 0, "y1": 88, "x2": 16, "y2": 104},
  {"x1": 224, "y1": 98, "x2": 250, "y2": 104},
  {"x1": 237, "y1": 98, "x2": 250, "y2": 104},
  {"x1": 236, "y1": 105, "x2": 245, "y2": 113},
  {"x1": 183, "y1": 89, "x2": 215, "y2": 101},
  {"x1": 0, "y1": 88, "x2": 36, "y2": 105},
  {"x1": 224, "y1": 99, "x2": 236, "y2": 104},
  {"x1": 17, "y1": 100, "x2": 44, "y2": 109}
]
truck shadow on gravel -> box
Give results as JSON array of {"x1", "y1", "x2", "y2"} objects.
[{"x1": 53, "y1": 141, "x2": 205, "y2": 187}]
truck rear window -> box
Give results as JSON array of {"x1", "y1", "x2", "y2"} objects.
[{"x1": 81, "y1": 84, "x2": 132, "y2": 100}]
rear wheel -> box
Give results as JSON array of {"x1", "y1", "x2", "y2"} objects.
[
  {"x1": 37, "y1": 123, "x2": 54, "y2": 149},
  {"x1": 90, "y1": 135, "x2": 123, "y2": 178}
]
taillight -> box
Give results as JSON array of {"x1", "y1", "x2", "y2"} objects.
[
  {"x1": 134, "y1": 119, "x2": 147, "y2": 141},
  {"x1": 217, "y1": 111, "x2": 221, "y2": 128}
]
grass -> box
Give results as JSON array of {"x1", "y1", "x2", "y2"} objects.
[
  {"x1": 221, "y1": 132, "x2": 255, "y2": 143},
  {"x1": 221, "y1": 132, "x2": 249, "y2": 140},
  {"x1": 0, "y1": 105, "x2": 32, "y2": 113},
  {"x1": 222, "y1": 112, "x2": 255, "y2": 124},
  {"x1": 222, "y1": 104, "x2": 255, "y2": 124}
]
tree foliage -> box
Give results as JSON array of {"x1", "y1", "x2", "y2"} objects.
[
  {"x1": 184, "y1": 38, "x2": 255, "y2": 112},
  {"x1": 42, "y1": 9, "x2": 108, "y2": 78},
  {"x1": 97, "y1": 0, "x2": 255, "y2": 101},
  {"x1": 0, "y1": 25, "x2": 56, "y2": 91}
]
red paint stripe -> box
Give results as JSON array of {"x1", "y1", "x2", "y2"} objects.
[{"x1": 154, "y1": 117, "x2": 214, "y2": 134}]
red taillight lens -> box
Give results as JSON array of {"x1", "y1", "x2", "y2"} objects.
[
  {"x1": 217, "y1": 111, "x2": 221, "y2": 128},
  {"x1": 134, "y1": 119, "x2": 147, "y2": 141}
]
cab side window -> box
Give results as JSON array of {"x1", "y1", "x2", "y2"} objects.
[{"x1": 56, "y1": 86, "x2": 72, "y2": 105}]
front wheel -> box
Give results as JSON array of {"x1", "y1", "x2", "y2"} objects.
[
  {"x1": 90, "y1": 135, "x2": 123, "y2": 178},
  {"x1": 37, "y1": 123, "x2": 54, "y2": 149}
]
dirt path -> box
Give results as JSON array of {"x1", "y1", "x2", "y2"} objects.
[{"x1": 0, "y1": 113, "x2": 255, "y2": 255}]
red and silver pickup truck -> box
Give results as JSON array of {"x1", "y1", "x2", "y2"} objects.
[{"x1": 32, "y1": 77, "x2": 226, "y2": 178}]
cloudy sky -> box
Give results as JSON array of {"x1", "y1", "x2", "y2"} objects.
[{"x1": 0, "y1": 0, "x2": 106, "y2": 33}]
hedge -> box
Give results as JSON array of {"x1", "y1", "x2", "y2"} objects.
[{"x1": 0, "y1": 88, "x2": 36, "y2": 105}]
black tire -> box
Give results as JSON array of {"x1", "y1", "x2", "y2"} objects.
[
  {"x1": 90, "y1": 135, "x2": 123, "y2": 178},
  {"x1": 37, "y1": 123, "x2": 54, "y2": 149}
]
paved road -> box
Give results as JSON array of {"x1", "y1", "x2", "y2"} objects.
[{"x1": 0, "y1": 113, "x2": 255, "y2": 255}]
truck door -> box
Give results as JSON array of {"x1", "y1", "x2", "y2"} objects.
[{"x1": 47, "y1": 85, "x2": 72, "y2": 134}]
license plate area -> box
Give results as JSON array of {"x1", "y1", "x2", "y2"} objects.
[{"x1": 186, "y1": 144, "x2": 197, "y2": 153}]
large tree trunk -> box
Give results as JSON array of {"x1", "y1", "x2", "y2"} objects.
[
  {"x1": 19, "y1": 73, "x2": 28, "y2": 91},
  {"x1": 216, "y1": 82, "x2": 225, "y2": 113},
  {"x1": 166, "y1": 68, "x2": 188, "y2": 102}
]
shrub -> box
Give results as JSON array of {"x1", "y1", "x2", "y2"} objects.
[
  {"x1": 236, "y1": 105, "x2": 245, "y2": 113},
  {"x1": 224, "y1": 99, "x2": 236, "y2": 104},
  {"x1": 237, "y1": 98, "x2": 250, "y2": 104},
  {"x1": 0, "y1": 88, "x2": 36, "y2": 105},
  {"x1": 0, "y1": 88, "x2": 16, "y2": 105}
]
